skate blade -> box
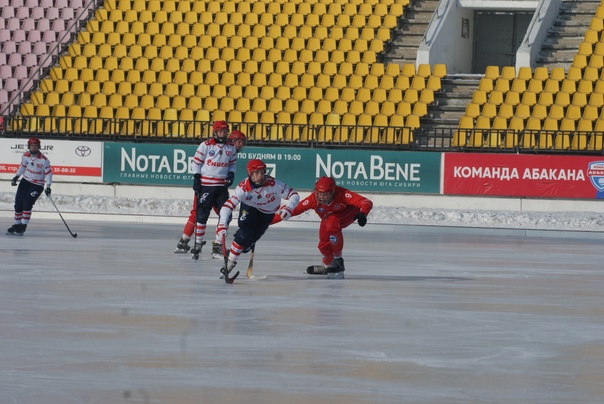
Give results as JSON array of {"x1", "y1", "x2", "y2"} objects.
[
  {"x1": 6, "y1": 232, "x2": 23, "y2": 236},
  {"x1": 211, "y1": 252, "x2": 222, "y2": 259},
  {"x1": 174, "y1": 249, "x2": 189, "y2": 253}
]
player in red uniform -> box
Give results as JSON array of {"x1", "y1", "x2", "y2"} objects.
[
  {"x1": 174, "y1": 129, "x2": 247, "y2": 254},
  {"x1": 272, "y1": 176, "x2": 372, "y2": 276}
]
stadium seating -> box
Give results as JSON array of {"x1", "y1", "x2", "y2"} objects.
[
  {"x1": 5, "y1": 0, "x2": 448, "y2": 144},
  {"x1": 0, "y1": 0, "x2": 92, "y2": 114}
]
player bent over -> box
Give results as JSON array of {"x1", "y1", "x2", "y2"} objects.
[
  {"x1": 175, "y1": 130, "x2": 246, "y2": 255},
  {"x1": 216, "y1": 159, "x2": 300, "y2": 277},
  {"x1": 188, "y1": 121, "x2": 238, "y2": 259},
  {"x1": 272, "y1": 176, "x2": 372, "y2": 278},
  {"x1": 7, "y1": 137, "x2": 52, "y2": 236}
]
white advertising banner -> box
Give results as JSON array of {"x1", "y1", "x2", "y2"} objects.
[{"x1": 0, "y1": 138, "x2": 103, "y2": 182}]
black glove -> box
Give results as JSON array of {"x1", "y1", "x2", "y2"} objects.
[
  {"x1": 45, "y1": 187, "x2": 51, "y2": 197},
  {"x1": 11, "y1": 176, "x2": 19, "y2": 186},
  {"x1": 226, "y1": 172, "x2": 235, "y2": 187},
  {"x1": 192, "y1": 173, "x2": 202, "y2": 195},
  {"x1": 355, "y1": 212, "x2": 367, "y2": 227}
]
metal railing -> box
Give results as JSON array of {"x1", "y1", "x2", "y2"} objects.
[{"x1": 2, "y1": 114, "x2": 603, "y2": 154}]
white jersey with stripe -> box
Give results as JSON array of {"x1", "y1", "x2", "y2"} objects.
[
  {"x1": 219, "y1": 176, "x2": 300, "y2": 223},
  {"x1": 192, "y1": 138, "x2": 237, "y2": 186},
  {"x1": 15, "y1": 151, "x2": 52, "y2": 186}
]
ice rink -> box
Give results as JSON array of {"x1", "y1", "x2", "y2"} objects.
[{"x1": 2, "y1": 218, "x2": 604, "y2": 404}]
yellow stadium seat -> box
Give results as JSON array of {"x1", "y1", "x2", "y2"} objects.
[
  {"x1": 465, "y1": 103, "x2": 480, "y2": 119},
  {"x1": 385, "y1": 63, "x2": 401, "y2": 77},
  {"x1": 523, "y1": 117, "x2": 541, "y2": 149},
  {"x1": 498, "y1": 103, "x2": 514, "y2": 120},
  {"x1": 584, "y1": 105, "x2": 600, "y2": 122},
  {"x1": 555, "y1": 118, "x2": 575, "y2": 150},
  {"x1": 571, "y1": 92, "x2": 587, "y2": 108},
  {"x1": 517, "y1": 66, "x2": 532, "y2": 81},
  {"x1": 531, "y1": 104, "x2": 548, "y2": 120},
  {"x1": 554, "y1": 92, "x2": 570, "y2": 108},
  {"x1": 452, "y1": 116, "x2": 473, "y2": 147},
  {"x1": 560, "y1": 79, "x2": 576, "y2": 93},
  {"x1": 521, "y1": 91, "x2": 537, "y2": 107},
  {"x1": 590, "y1": 120, "x2": 604, "y2": 151},
  {"x1": 471, "y1": 90, "x2": 487, "y2": 105},
  {"x1": 467, "y1": 116, "x2": 489, "y2": 147},
  {"x1": 543, "y1": 79, "x2": 560, "y2": 93},
  {"x1": 573, "y1": 119, "x2": 592, "y2": 151},
  {"x1": 537, "y1": 91, "x2": 554, "y2": 107},
  {"x1": 527, "y1": 79, "x2": 543, "y2": 93},
  {"x1": 488, "y1": 90, "x2": 504, "y2": 106},
  {"x1": 484, "y1": 65, "x2": 499, "y2": 80},
  {"x1": 494, "y1": 78, "x2": 510, "y2": 92},
  {"x1": 578, "y1": 79, "x2": 594, "y2": 94},
  {"x1": 401, "y1": 64, "x2": 416, "y2": 77},
  {"x1": 506, "y1": 117, "x2": 524, "y2": 148},
  {"x1": 433, "y1": 64, "x2": 447, "y2": 78}
]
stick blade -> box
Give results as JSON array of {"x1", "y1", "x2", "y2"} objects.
[{"x1": 226, "y1": 271, "x2": 240, "y2": 284}]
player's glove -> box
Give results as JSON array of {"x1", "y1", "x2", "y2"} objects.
[
  {"x1": 192, "y1": 173, "x2": 202, "y2": 195},
  {"x1": 277, "y1": 206, "x2": 292, "y2": 221},
  {"x1": 216, "y1": 223, "x2": 228, "y2": 237},
  {"x1": 11, "y1": 176, "x2": 19, "y2": 186},
  {"x1": 225, "y1": 172, "x2": 235, "y2": 187},
  {"x1": 45, "y1": 187, "x2": 51, "y2": 197},
  {"x1": 355, "y1": 212, "x2": 367, "y2": 227}
]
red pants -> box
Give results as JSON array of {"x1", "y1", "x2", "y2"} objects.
[
  {"x1": 318, "y1": 205, "x2": 360, "y2": 266},
  {"x1": 182, "y1": 197, "x2": 197, "y2": 237},
  {"x1": 182, "y1": 197, "x2": 223, "y2": 238}
]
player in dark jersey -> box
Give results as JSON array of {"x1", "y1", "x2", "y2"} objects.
[{"x1": 7, "y1": 137, "x2": 53, "y2": 236}]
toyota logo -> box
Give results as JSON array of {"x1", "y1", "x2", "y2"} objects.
[{"x1": 75, "y1": 145, "x2": 91, "y2": 157}]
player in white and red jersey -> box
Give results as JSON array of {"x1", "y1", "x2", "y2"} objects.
[
  {"x1": 272, "y1": 176, "x2": 373, "y2": 277},
  {"x1": 7, "y1": 137, "x2": 53, "y2": 235},
  {"x1": 186, "y1": 121, "x2": 238, "y2": 259},
  {"x1": 216, "y1": 159, "x2": 300, "y2": 277},
  {"x1": 175, "y1": 129, "x2": 246, "y2": 255}
]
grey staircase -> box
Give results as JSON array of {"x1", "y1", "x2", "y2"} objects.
[
  {"x1": 382, "y1": 0, "x2": 440, "y2": 65},
  {"x1": 537, "y1": 0, "x2": 599, "y2": 69}
]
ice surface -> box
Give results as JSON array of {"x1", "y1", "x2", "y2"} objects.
[
  {"x1": 1, "y1": 215, "x2": 604, "y2": 403},
  {"x1": 2, "y1": 192, "x2": 604, "y2": 232}
]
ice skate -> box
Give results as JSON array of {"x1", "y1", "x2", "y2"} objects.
[
  {"x1": 211, "y1": 241, "x2": 222, "y2": 259},
  {"x1": 326, "y1": 257, "x2": 345, "y2": 273},
  {"x1": 326, "y1": 258, "x2": 345, "y2": 279},
  {"x1": 190, "y1": 240, "x2": 206, "y2": 260},
  {"x1": 219, "y1": 259, "x2": 237, "y2": 279},
  {"x1": 305, "y1": 264, "x2": 327, "y2": 275},
  {"x1": 6, "y1": 224, "x2": 20, "y2": 235},
  {"x1": 8, "y1": 224, "x2": 27, "y2": 236},
  {"x1": 174, "y1": 238, "x2": 191, "y2": 253}
]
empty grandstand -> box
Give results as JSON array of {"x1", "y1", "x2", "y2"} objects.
[{"x1": 0, "y1": 0, "x2": 603, "y2": 153}]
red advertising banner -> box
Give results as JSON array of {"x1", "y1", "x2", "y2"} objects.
[
  {"x1": 0, "y1": 164, "x2": 101, "y2": 176},
  {"x1": 444, "y1": 153, "x2": 604, "y2": 199}
]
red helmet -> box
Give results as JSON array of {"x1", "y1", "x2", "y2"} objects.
[
  {"x1": 247, "y1": 159, "x2": 267, "y2": 175},
  {"x1": 28, "y1": 137, "x2": 41, "y2": 146},
  {"x1": 229, "y1": 130, "x2": 246, "y2": 142},
  {"x1": 212, "y1": 120, "x2": 229, "y2": 143},
  {"x1": 228, "y1": 130, "x2": 247, "y2": 151},
  {"x1": 213, "y1": 120, "x2": 229, "y2": 131},
  {"x1": 315, "y1": 176, "x2": 336, "y2": 193}
]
